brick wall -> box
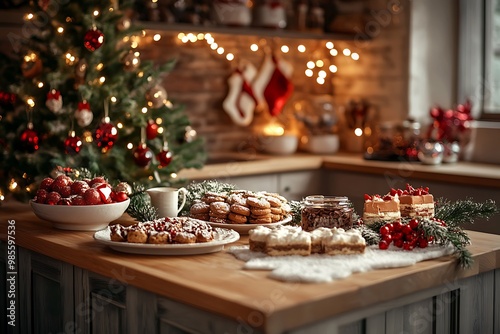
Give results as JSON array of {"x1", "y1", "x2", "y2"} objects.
[
  {"x1": 140, "y1": 0, "x2": 411, "y2": 155},
  {"x1": 0, "y1": 0, "x2": 411, "y2": 156}
]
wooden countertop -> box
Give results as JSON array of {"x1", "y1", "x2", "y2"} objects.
[
  {"x1": 2, "y1": 202, "x2": 500, "y2": 333},
  {"x1": 177, "y1": 152, "x2": 500, "y2": 189}
]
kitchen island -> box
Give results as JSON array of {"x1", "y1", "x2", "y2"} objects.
[{"x1": 1, "y1": 202, "x2": 500, "y2": 334}]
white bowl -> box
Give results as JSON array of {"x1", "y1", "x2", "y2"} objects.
[
  {"x1": 303, "y1": 134, "x2": 340, "y2": 154},
  {"x1": 30, "y1": 199, "x2": 130, "y2": 231},
  {"x1": 260, "y1": 135, "x2": 299, "y2": 155}
]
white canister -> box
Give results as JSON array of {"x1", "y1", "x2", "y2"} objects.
[
  {"x1": 253, "y1": 1, "x2": 287, "y2": 29},
  {"x1": 213, "y1": 0, "x2": 252, "y2": 26}
]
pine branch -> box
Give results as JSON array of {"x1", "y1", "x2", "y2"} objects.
[
  {"x1": 289, "y1": 200, "x2": 303, "y2": 226},
  {"x1": 355, "y1": 224, "x2": 381, "y2": 245},
  {"x1": 419, "y1": 218, "x2": 472, "y2": 268},
  {"x1": 435, "y1": 198, "x2": 498, "y2": 227},
  {"x1": 125, "y1": 183, "x2": 158, "y2": 222}
]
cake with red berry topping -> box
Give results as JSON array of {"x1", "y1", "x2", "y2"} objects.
[
  {"x1": 398, "y1": 184, "x2": 435, "y2": 219},
  {"x1": 362, "y1": 193, "x2": 401, "y2": 225}
]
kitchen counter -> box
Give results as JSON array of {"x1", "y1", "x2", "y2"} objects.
[
  {"x1": 178, "y1": 152, "x2": 500, "y2": 189},
  {"x1": 1, "y1": 202, "x2": 500, "y2": 333}
]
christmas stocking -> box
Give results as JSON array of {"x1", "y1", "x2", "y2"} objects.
[
  {"x1": 252, "y1": 53, "x2": 294, "y2": 117},
  {"x1": 223, "y1": 62, "x2": 258, "y2": 126}
]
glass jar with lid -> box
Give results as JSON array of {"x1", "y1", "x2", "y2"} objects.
[{"x1": 301, "y1": 195, "x2": 353, "y2": 231}]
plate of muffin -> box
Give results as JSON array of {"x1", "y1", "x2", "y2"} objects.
[
  {"x1": 93, "y1": 216, "x2": 240, "y2": 255},
  {"x1": 188, "y1": 190, "x2": 293, "y2": 234}
]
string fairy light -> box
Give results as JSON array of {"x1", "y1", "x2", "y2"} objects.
[{"x1": 171, "y1": 32, "x2": 361, "y2": 86}]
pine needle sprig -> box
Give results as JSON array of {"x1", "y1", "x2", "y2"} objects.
[
  {"x1": 355, "y1": 224, "x2": 381, "y2": 245},
  {"x1": 435, "y1": 198, "x2": 498, "y2": 226},
  {"x1": 289, "y1": 200, "x2": 303, "y2": 226},
  {"x1": 419, "y1": 218, "x2": 472, "y2": 268},
  {"x1": 126, "y1": 183, "x2": 158, "y2": 222}
]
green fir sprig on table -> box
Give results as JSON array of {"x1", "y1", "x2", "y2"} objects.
[
  {"x1": 419, "y1": 218, "x2": 473, "y2": 268},
  {"x1": 126, "y1": 183, "x2": 158, "y2": 222},
  {"x1": 435, "y1": 198, "x2": 498, "y2": 226},
  {"x1": 289, "y1": 200, "x2": 303, "y2": 226}
]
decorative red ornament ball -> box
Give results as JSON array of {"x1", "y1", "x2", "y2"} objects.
[
  {"x1": 156, "y1": 149, "x2": 172, "y2": 167},
  {"x1": 93, "y1": 122, "x2": 118, "y2": 150},
  {"x1": 20, "y1": 128, "x2": 40, "y2": 152},
  {"x1": 64, "y1": 134, "x2": 82, "y2": 154},
  {"x1": 114, "y1": 191, "x2": 129, "y2": 202},
  {"x1": 133, "y1": 144, "x2": 153, "y2": 167},
  {"x1": 146, "y1": 120, "x2": 159, "y2": 140},
  {"x1": 84, "y1": 28, "x2": 104, "y2": 51}
]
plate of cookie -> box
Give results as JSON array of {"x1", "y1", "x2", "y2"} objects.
[
  {"x1": 206, "y1": 215, "x2": 292, "y2": 234},
  {"x1": 188, "y1": 190, "x2": 294, "y2": 234},
  {"x1": 93, "y1": 217, "x2": 240, "y2": 255}
]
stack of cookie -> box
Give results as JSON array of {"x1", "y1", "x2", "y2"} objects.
[{"x1": 189, "y1": 190, "x2": 291, "y2": 225}]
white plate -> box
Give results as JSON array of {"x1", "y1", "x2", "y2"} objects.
[
  {"x1": 208, "y1": 215, "x2": 292, "y2": 235},
  {"x1": 93, "y1": 227, "x2": 240, "y2": 255}
]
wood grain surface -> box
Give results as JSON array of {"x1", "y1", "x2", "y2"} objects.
[{"x1": 1, "y1": 202, "x2": 500, "y2": 333}]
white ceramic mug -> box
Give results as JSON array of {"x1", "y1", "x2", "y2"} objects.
[{"x1": 146, "y1": 187, "x2": 188, "y2": 218}]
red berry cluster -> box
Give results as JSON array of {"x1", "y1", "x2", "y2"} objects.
[
  {"x1": 391, "y1": 184, "x2": 430, "y2": 196},
  {"x1": 378, "y1": 219, "x2": 435, "y2": 251},
  {"x1": 365, "y1": 184, "x2": 430, "y2": 202},
  {"x1": 34, "y1": 175, "x2": 129, "y2": 205}
]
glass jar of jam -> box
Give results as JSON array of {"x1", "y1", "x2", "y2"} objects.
[{"x1": 301, "y1": 195, "x2": 353, "y2": 231}]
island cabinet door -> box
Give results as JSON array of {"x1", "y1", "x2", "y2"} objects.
[
  {"x1": 156, "y1": 297, "x2": 257, "y2": 334},
  {"x1": 289, "y1": 270, "x2": 499, "y2": 334},
  {"x1": 17, "y1": 247, "x2": 75, "y2": 334},
  {"x1": 74, "y1": 268, "x2": 249, "y2": 334},
  {"x1": 74, "y1": 269, "x2": 157, "y2": 334}
]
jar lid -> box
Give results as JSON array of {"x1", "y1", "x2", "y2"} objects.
[{"x1": 303, "y1": 195, "x2": 350, "y2": 207}]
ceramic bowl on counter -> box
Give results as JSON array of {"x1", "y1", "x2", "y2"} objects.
[
  {"x1": 301, "y1": 134, "x2": 340, "y2": 154},
  {"x1": 260, "y1": 134, "x2": 299, "y2": 155},
  {"x1": 30, "y1": 199, "x2": 130, "y2": 231}
]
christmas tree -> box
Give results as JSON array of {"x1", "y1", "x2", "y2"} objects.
[{"x1": 0, "y1": 0, "x2": 207, "y2": 202}]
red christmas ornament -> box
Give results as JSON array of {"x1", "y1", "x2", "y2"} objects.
[
  {"x1": 93, "y1": 121, "x2": 118, "y2": 151},
  {"x1": 0, "y1": 91, "x2": 17, "y2": 109},
  {"x1": 20, "y1": 123, "x2": 39, "y2": 152},
  {"x1": 46, "y1": 89, "x2": 63, "y2": 114},
  {"x1": 146, "y1": 120, "x2": 159, "y2": 140},
  {"x1": 84, "y1": 27, "x2": 104, "y2": 51},
  {"x1": 75, "y1": 101, "x2": 93, "y2": 127},
  {"x1": 133, "y1": 143, "x2": 153, "y2": 167},
  {"x1": 64, "y1": 131, "x2": 82, "y2": 154},
  {"x1": 156, "y1": 147, "x2": 173, "y2": 167}
]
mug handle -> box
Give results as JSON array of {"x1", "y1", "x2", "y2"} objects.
[{"x1": 177, "y1": 187, "x2": 188, "y2": 214}]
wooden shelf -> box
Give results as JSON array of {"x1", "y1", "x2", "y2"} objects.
[
  {"x1": 0, "y1": 8, "x2": 362, "y2": 42},
  {"x1": 139, "y1": 21, "x2": 361, "y2": 41}
]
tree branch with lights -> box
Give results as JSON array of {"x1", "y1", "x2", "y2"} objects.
[{"x1": 0, "y1": 0, "x2": 206, "y2": 202}]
